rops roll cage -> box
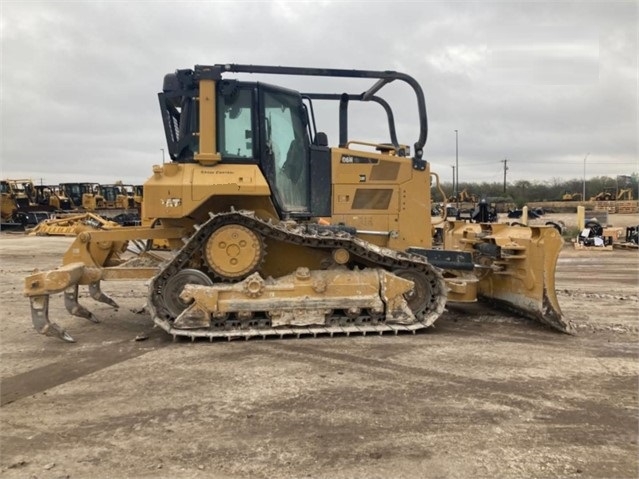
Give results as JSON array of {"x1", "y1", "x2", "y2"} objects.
[{"x1": 165, "y1": 64, "x2": 429, "y2": 171}]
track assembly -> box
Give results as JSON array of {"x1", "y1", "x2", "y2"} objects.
[{"x1": 148, "y1": 210, "x2": 448, "y2": 341}]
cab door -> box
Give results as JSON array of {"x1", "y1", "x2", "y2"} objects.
[{"x1": 260, "y1": 87, "x2": 311, "y2": 217}]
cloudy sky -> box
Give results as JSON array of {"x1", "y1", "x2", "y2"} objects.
[{"x1": 1, "y1": 1, "x2": 637, "y2": 187}]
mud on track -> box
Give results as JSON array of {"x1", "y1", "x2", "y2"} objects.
[{"x1": 0, "y1": 229, "x2": 637, "y2": 479}]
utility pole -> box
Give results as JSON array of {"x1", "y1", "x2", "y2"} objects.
[
  {"x1": 582, "y1": 152, "x2": 590, "y2": 202},
  {"x1": 501, "y1": 158, "x2": 508, "y2": 193},
  {"x1": 161, "y1": 148, "x2": 166, "y2": 164},
  {"x1": 454, "y1": 130, "x2": 459, "y2": 208},
  {"x1": 451, "y1": 165, "x2": 455, "y2": 199}
]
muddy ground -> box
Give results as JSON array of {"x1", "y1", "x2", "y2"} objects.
[{"x1": 0, "y1": 214, "x2": 637, "y2": 479}]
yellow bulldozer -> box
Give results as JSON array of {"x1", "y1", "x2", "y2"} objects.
[
  {"x1": 1, "y1": 179, "x2": 56, "y2": 228},
  {"x1": 60, "y1": 182, "x2": 105, "y2": 210},
  {"x1": 448, "y1": 188, "x2": 478, "y2": 204},
  {"x1": 100, "y1": 183, "x2": 136, "y2": 209},
  {"x1": 24, "y1": 64, "x2": 570, "y2": 342},
  {"x1": 33, "y1": 184, "x2": 74, "y2": 211},
  {"x1": 561, "y1": 191, "x2": 582, "y2": 201}
]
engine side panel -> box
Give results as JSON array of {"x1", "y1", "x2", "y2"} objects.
[
  {"x1": 329, "y1": 148, "x2": 433, "y2": 250},
  {"x1": 143, "y1": 163, "x2": 271, "y2": 220}
]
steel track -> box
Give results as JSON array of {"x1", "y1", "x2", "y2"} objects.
[{"x1": 148, "y1": 211, "x2": 447, "y2": 340}]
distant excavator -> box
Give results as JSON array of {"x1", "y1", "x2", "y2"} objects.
[{"x1": 448, "y1": 188, "x2": 478, "y2": 203}]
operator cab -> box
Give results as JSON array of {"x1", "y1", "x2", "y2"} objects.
[
  {"x1": 161, "y1": 75, "x2": 330, "y2": 219},
  {"x1": 216, "y1": 81, "x2": 314, "y2": 216},
  {"x1": 159, "y1": 64, "x2": 429, "y2": 220}
]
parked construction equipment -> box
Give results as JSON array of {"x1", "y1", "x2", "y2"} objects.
[
  {"x1": 590, "y1": 186, "x2": 634, "y2": 202},
  {"x1": 561, "y1": 192, "x2": 582, "y2": 201},
  {"x1": 1, "y1": 179, "x2": 55, "y2": 229},
  {"x1": 26, "y1": 212, "x2": 122, "y2": 237},
  {"x1": 57, "y1": 182, "x2": 140, "y2": 225},
  {"x1": 448, "y1": 188, "x2": 478, "y2": 203},
  {"x1": 33, "y1": 185, "x2": 73, "y2": 211},
  {"x1": 616, "y1": 188, "x2": 634, "y2": 201}
]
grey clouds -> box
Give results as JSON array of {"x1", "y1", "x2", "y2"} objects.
[{"x1": 1, "y1": 1, "x2": 637, "y2": 186}]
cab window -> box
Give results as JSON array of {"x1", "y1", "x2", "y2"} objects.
[
  {"x1": 217, "y1": 88, "x2": 254, "y2": 159},
  {"x1": 263, "y1": 90, "x2": 310, "y2": 212}
]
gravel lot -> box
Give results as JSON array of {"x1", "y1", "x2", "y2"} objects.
[{"x1": 1, "y1": 214, "x2": 637, "y2": 479}]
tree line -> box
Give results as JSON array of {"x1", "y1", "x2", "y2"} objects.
[{"x1": 432, "y1": 173, "x2": 638, "y2": 207}]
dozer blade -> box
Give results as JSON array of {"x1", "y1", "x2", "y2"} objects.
[{"x1": 446, "y1": 223, "x2": 572, "y2": 333}]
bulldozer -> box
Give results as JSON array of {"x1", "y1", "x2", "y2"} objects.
[
  {"x1": 29, "y1": 181, "x2": 143, "y2": 236},
  {"x1": 1, "y1": 180, "x2": 23, "y2": 229},
  {"x1": 100, "y1": 183, "x2": 137, "y2": 209},
  {"x1": 132, "y1": 185, "x2": 144, "y2": 208},
  {"x1": 4, "y1": 179, "x2": 39, "y2": 210},
  {"x1": 33, "y1": 185, "x2": 74, "y2": 211},
  {"x1": 23, "y1": 64, "x2": 570, "y2": 342},
  {"x1": 561, "y1": 191, "x2": 582, "y2": 201},
  {"x1": 1, "y1": 179, "x2": 55, "y2": 228},
  {"x1": 113, "y1": 182, "x2": 143, "y2": 209},
  {"x1": 60, "y1": 182, "x2": 105, "y2": 210}
]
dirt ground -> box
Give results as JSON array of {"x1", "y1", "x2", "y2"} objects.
[{"x1": 0, "y1": 213, "x2": 637, "y2": 479}]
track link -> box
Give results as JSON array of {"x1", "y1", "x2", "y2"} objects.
[{"x1": 148, "y1": 210, "x2": 447, "y2": 340}]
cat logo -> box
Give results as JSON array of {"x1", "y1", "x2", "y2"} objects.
[{"x1": 161, "y1": 198, "x2": 182, "y2": 208}]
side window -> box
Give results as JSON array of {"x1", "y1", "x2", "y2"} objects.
[
  {"x1": 264, "y1": 91, "x2": 309, "y2": 212},
  {"x1": 217, "y1": 88, "x2": 253, "y2": 159}
]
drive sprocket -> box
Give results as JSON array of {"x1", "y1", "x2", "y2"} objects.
[{"x1": 203, "y1": 224, "x2": 265, "y2": 280}]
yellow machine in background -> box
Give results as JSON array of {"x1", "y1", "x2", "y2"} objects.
[
  {"x1": 615, "y1": 188, "x2": 633, "y2": 201},
  {"x1": 1, "y1": 180, "x2": 18, "y2": 222},
  {"x1": 33, "y1": 185, "x2": 73, "y2": 211},
  {"x1": 561, "y1": 192, "x2": 582, "y2": 201},
  {"x1": 24, "y1": 64, "x2": 569, "y2": 342},
  {"x1": 590, "y1": 187, "x2": 617, "y2": 202},
  {"x1": 2, "y1": 179, "x2": 39, "y2": 212},
  {"x1": 114, "y1": 182, "x2": 144, "y2": 208},
  {"x1": 1, "y1": 179, "x2": 58, "y2": 228},
  {"x1": 60, "y1": 182, "x2": 105, "y2": 210},
  {"x1": 448, "y1": 188, "x2": 478, "y2": 204}
]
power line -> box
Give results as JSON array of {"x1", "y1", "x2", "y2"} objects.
[{"x1": 532, "y1": 160, "x2": 637, "y2": 165}]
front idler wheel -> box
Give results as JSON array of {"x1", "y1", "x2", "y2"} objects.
[
  {"x1": 163, "y1": 269, "x2": 213, "y2": 319},
  {"x1": 392, "y1": 269, "x2": 433, "y2": 316}
]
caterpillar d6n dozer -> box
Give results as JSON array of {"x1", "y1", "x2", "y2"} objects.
[{"x1": 24, "y1": 64, "x2": 570, "y2": 342}]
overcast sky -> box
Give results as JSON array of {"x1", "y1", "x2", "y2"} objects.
[{"x1": 1, "y1": 1, "x2": 637, "y2": 187}]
